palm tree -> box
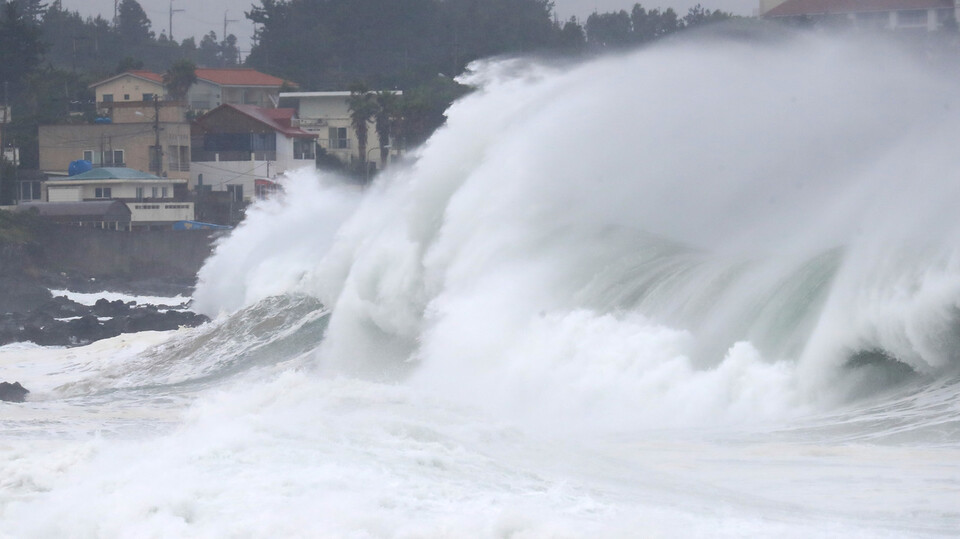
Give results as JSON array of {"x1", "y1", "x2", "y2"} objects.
[
  {"x1": 163, "y1": 58, "x2": 197, "y2": 102},
  {"x1": 347, "y1": 84, "x2": 377, "y2": 178},
  {"x1": 374, "y1": 91, "x2": 399, "y2": 167}
]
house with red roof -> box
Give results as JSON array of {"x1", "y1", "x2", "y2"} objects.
[
  {"x1": 89, "y1": 68, "x2": 295, "y2": 113},
  {"x1": 187, "y1": 68, "x2": 293, "y2": 113},
  {"x1": 761, "y1": 0, "x2": 956, "y2": 30},
  {"x1": 190, "y1": 104, "x2": 317, "y2": 203}
]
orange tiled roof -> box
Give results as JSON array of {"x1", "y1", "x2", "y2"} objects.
[
  {"x1": 127, "y1": 70, "x2": 165, "y2": 83},
  {"x1": 195, "y1": 68, "x2": 292, "y2": 87}
]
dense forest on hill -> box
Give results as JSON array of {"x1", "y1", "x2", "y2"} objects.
[{"x1": 0, "y1": 0, "x2": 733, "y2": 176}]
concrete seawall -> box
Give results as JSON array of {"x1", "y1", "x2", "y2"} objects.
[{"x1": 35, "y1": 226, "x2": 219, "y2": 281}]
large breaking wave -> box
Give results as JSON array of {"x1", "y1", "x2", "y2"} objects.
[{"x1": 191, "y1": 29, "x2": 960, "y2": 433}]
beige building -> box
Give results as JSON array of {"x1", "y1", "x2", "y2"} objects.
[
  {"x1": 278, "y1": 91, "x2": 401, "y2": 171},
  {"x1": 39, "y1": 122, "x2": 191, "y2": 180},
  {"x1": 90, "y1": 71, "x2": 165, "y2": 106}
]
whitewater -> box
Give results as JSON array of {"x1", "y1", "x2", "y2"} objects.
[{"x1": 3, "y1": 29, "x2": 960, "y2": 536}]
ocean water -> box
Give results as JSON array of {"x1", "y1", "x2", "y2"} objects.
[{"x1": 3, "y1": 30, "x2": 960, "y2": 536}]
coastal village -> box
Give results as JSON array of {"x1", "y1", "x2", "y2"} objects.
[
  {"x1": 2, "y1": 0, "x2": 958, "y2": 232},
  {"x1": 4, "y1": 66, "x2": 397, "y2": 229}
]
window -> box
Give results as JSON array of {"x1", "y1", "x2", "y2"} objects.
[
  {"x1": 83, "y1": 149, "x2": 124, "y2": 166},
  {"x1": 102, "y1": 94, "x2": 113, "y2": 102},
  {"x1": 143, "y1": 93, "x2": 154, "y2": 101},
  {"x1": 136, "y1": 187, "x2": 144, "y2": 201},
  {"x1": 94, "y1": 187, "x2": 112, "y2": 199},
  {"x1": 294, "y1": 138, "x2": 316, "y2": 160},
  {"x1": 20, "y1": 181, "x2": 42, "y2": 201},
  {"x1": 152, "y1": 187, "x2": 159, "y2": 198},
  {"x1": 328, "y1": 127, "x2": 349, "y2": 149},
  {"x1": 227, "y1": 184, "x2": 243, "y2": 202},
  {"x1": 161, "y1": 187, "x2": 168, "y2": 198},
  {"x1": 124, "y1": 94, "x2": 130, "y2": 100},
  {"x1": 167, "y1": 145, "x2": 189, "y2": 171}
]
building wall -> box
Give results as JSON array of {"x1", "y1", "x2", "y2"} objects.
[
  {"x1": 94, "y1": 76, "x2": 164, "y2": 104},
  {"x1": 38, "y1": 226, "x2": 215, "y2": 280},
  {"x1": 187, "y1": 80, "x2": 222, "y2": 112},
  {"x1": 46, "y1": 180, "x2": 183, "y2": 202},
  {"x1": 221, "y1": 87, "x2": 277, "y2": 108},
  {"x1": 187, "y1": 82, "x2": 281, "y2": 112},
  {"x1": 39, "y1": 123, "x2": 192, "y2": 180},
  {"x1": 128, "y1": 202, "x2": 194, "y2": 223},
  {"x1": 283, "y1": 93, "x2": 392, "y2": 168},
  {"x1": 107, "y1": 101, "x2": 187, "y2": 124},
  {"x1": 190, "y1": 147, "x2": 314, "y2": 201},
  {"x1": 48, "y1": 186, "x2": 81, "y2": 202}
]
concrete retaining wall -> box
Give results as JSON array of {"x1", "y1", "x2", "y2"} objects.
[{"x1": 36, "y1": 226, "x2": 218, "y2": 280}]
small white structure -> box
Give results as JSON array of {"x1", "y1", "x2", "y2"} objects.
[
  {"x1": 761, "y1": 0, "x2": 956, "y2": 30},
  {"x1": 190, "y1": 104, "x2": 317, "y2": 202},
  {"x1": 44, "y1": 167, "x2": 193, "y2": 229}
]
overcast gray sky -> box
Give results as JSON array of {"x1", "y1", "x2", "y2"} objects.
[{"x1": 59, "y1": 0, "x2": 758, "y2": 55}]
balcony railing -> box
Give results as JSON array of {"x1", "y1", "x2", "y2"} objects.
[
  {"x1": 192, "y1": 150, "x2": 277, "y2": 162},
  {"x1": 318, "y1": 138, "x2": 351, "y2": 151}
]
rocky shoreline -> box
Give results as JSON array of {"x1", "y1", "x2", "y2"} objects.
[{"x1": 1, "y1": 293, "x2": 209, "y2": 348}]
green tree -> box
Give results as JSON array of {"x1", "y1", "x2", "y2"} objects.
[
  {"x1": 220, "y1": 34, "x2": 239, "y2": 66},
  {"x1": 0, "y1": 0, "x2": 46, "y2": 89},
  {"x1": 683, "y1": 4, "x2": 733, "y2": 28},
  {"x1": 115, "y1": 56, "x2": 144, "y2": 73},
  {"x1": 163, "y1": 58, "x2": 197, "y2": 101},
  {"x1": 347, "y1": 84, "x2": 377, "y2": 178},
  {"x1": 585, "y1": 9, "x2": 632, "y2": 48},
  {"x1": 197, "y1": 31, "x2": 220, "y2": 66},
  {"x1": 556, "y1": 16, "x2": 586, "y2": 52},
  {"x1": 117, "y1": 0, "x2": 153, "y2": 46},
  {"x1": 374, "y1": 91, "x2": 399, "y2": 166}
]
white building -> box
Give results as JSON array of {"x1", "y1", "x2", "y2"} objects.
[
  {"x1": 761, "y1": 0, "x2": 956, "y2": 30},
  {"x1": 190, "y1": 104, "x2": 317, "y2": 202},
  {"x1": 278, "y1": 91, "x2": 402, "y2": 171},
  {"x1": 43, "y1": 167, "x2": 194, "y2": 229}
]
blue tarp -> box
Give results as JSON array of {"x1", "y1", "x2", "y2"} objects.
[{"x1": 172, "y1": 220, "x2": 233, "y2": 231}]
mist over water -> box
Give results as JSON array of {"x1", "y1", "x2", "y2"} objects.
[{"x1": 5, "y1": 29, "x2": 960, "y2": 536}]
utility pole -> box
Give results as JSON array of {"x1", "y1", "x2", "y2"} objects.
[
  {"x1": 114, "y1": 0, "x2": 118, "y2": 26},
  {"x1": 153, "y1": 95, "x2": 163, "y2": 177},
  {"x1": 223, "y1": 11, "x2": 238, "y2": 45},
  {"x1": 0, "y1": 82, "x2": 6, "y2": 203},
  {"x1": 169, "y1": 0, "x2": 184, "y2": 42}
]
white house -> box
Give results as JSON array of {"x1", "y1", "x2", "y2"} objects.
[
  {"x1": 278, "y1": 91, "x2": 402, "y2": 171},
  {"x1": 190, "y1": 104, "x2": 317, "y2": 202},
  {"x1": 761, "y1": 0, "x2": 956, "y2": 30},
  {"x1": 43, "y1": 167, "x2": 194, "y2": 229}
]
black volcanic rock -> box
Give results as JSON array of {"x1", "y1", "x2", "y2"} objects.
[{"x1": 0, "y1": 381, "x2": 29, "y2": 402}]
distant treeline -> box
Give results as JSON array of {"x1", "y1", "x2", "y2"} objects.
[{"x1": 245, "y1": 0, "x2": 736, "y2": 90}]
